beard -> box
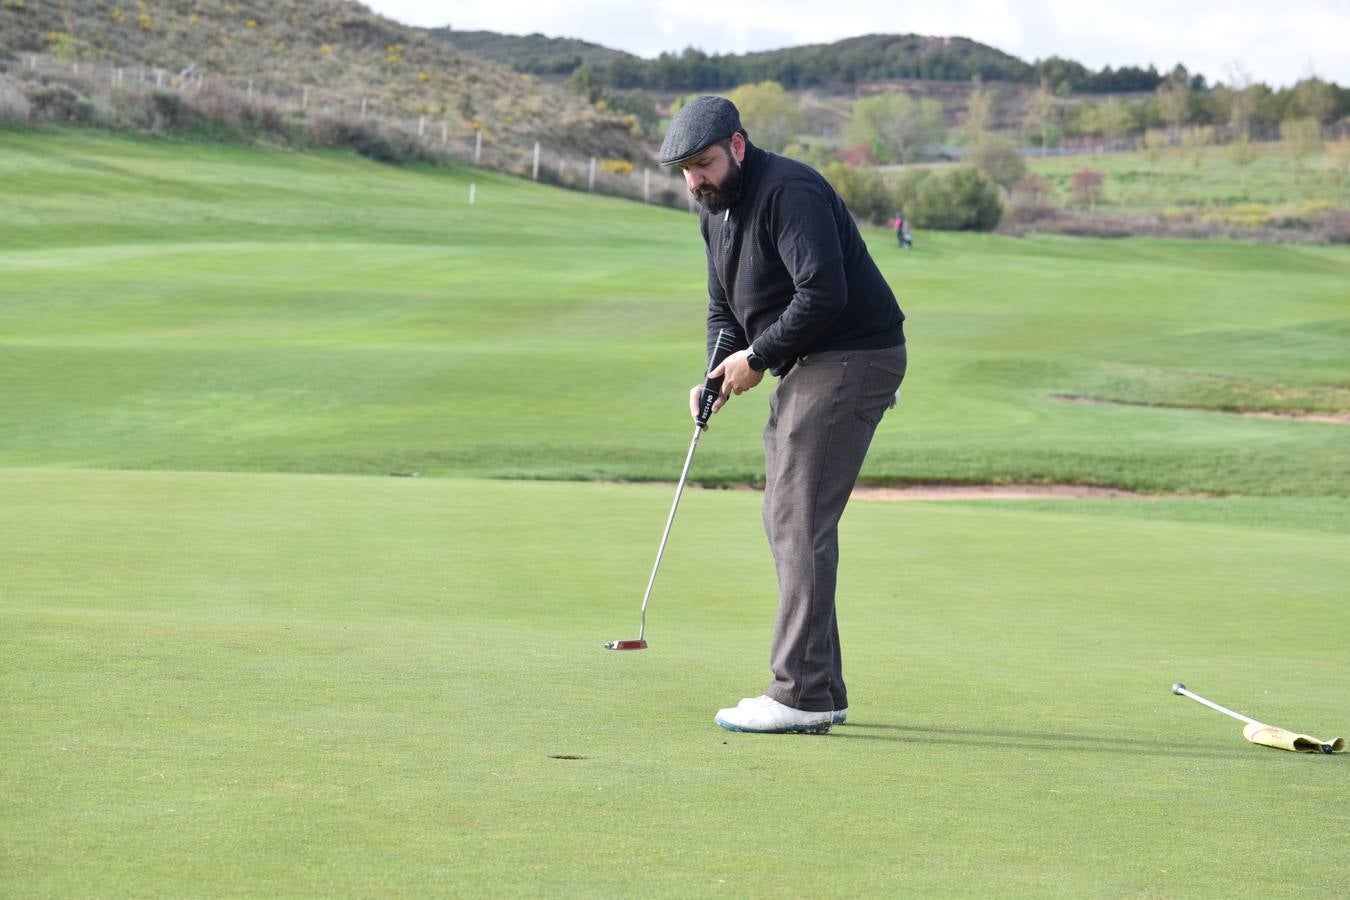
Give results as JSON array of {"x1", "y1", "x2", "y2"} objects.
[{"x1": 691, "y1": 155, "x2": 744, "y2": 214}]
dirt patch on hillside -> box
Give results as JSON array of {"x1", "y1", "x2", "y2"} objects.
[{"x1": 1049, "y1": 394, "x2": 1350, "y2": 424}]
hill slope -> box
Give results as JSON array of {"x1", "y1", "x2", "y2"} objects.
[{"x1": 0, "y1": 0, "x2": 642, "y2": 156}]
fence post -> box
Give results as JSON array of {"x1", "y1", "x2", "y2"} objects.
[
  {"x1": 588, "y1": 157, "x2": 596, "y2": 192},
  {"x1": 418, "y1": 115, "x2": 426, "y2": 138},
  {"x1": 532, "y1": 142, "x2": 541, "y2": 181},
  {"x1": 474, "y1": 129, "x2": 482, "y2": 164},
  {"x1": 643, "y1": 169, "x2": 650, "y2": 203}
]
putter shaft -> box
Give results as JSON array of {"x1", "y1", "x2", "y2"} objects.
[
  {"x1": 635, "y1": 424, "x2": 702, "y2": 641},
  {"x1": 1172, "y1": 683, "x2": 1260, "y2": 726}
]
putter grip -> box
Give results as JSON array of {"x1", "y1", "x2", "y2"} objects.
[{"x1": 697, "y1": 328, "x2": 741, "y2": 428}]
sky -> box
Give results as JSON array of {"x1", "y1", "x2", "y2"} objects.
[{"x1": 360, "y1": 0, "x2": 1348, "y2": 88}]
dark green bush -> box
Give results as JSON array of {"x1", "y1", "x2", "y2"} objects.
[{"x1": 910, "y1": 166, "x2": 1003, "y2": 231}]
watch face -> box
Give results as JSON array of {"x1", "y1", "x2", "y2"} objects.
[{"x1": 749, "y1": 352, "x2": 767, "y2": 372}]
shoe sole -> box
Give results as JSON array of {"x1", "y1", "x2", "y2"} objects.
[{"x1": 714, "y1": 715, "x2": 832, "y2": 735}]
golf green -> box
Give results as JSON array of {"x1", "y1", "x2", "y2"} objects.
[{"x1": 3, "y1": 469, "x2": 1348, "y2": 894}]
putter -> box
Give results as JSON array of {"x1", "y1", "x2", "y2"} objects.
[
  {"x1": 605, "y1": 329, "x2": 740, "y2": 651},
  {"x1": 1173, "y1": 683, "x2": 1344, "y2": 754}
]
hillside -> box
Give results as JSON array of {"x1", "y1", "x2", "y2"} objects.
[
  {"x1": 423, "y1": 28, "x2": 1168, "y2": 96},
  {"x1": 430, "y1": 28, "x2": 631, "y2": 77},
  {"x1": 0, "y1": 0, "x2": 644, "y2": 157}
]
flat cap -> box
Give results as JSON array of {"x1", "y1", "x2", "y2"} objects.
[{"x1": 660, "y1": 96, "x2": 742, "y2": 166}]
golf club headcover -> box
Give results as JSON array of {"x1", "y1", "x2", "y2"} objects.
[{"x1": 697, "y1": 328, "x2": 741, "y2": 428}]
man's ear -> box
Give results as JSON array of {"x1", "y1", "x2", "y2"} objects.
[{"x1": 729, "y1": 132, "x2": 746, "y2": 164}]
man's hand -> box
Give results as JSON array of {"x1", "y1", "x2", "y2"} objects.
[
  {"x1": 688, "y1": 349, "x2": 765, "y2": 429},
  {"x1": 711, "y1": 349, "x2": 765, "y2": 398}
]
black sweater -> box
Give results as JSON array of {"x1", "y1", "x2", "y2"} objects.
[{"x1": 701, "y1": 142, "x2": 905, "y2": 375}]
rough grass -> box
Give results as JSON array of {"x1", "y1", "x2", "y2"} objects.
[{"x1": 1025, "y1": 142, "x2": 1350, "y2": 217}]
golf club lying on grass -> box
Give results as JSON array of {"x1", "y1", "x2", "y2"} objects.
[
  {"x1": 1172, "y1": 683, "x2": 1344, "y2": 754},
  {"x1": 605, "y1": 328, "x2": 740, "y2": 651}
]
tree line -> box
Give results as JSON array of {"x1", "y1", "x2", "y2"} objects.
[{"x1": 539, "y1": 35, "x2": 1201, "y2": 95}]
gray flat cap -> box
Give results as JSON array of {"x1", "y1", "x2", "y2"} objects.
[{"x1": 660, "y1": 96, "x2": 742, "y2": 166}]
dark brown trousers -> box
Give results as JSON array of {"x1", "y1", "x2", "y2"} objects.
[{"x1": 761, "y1": 344, "x2": 907, "y2": 712}]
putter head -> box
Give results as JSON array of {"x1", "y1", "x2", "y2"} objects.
[{"x1": 604, "y1": 639, "x2": 648, "y2": 651}]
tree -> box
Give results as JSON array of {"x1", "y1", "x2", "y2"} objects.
[
  {"x1": 1223, "y1": 62, "x2": 1257, "y2": 141},
  {"x1": 727, "y1": 81, "x2": 799, "y2": 153},
  {"x1": 1022, "y1": 78, "x2": 1059, "y2": 156},
  {"x1": 1069, "y1": 169, "x2": 1105, "y2": 211},
  {"x1": 1156, "y1": 77, "x2": 1191, "y2": 143},
  {"x1": 567, "y1": 64, "x2": 603, "y2": 104},
  {"x1": 962, "y1": 75, "x2": 995, "y2": 138},
  {"x1": 844, "y1": 92, "x2": 946, "y2": 165},
  {"x1": 1083, "y1": 99, "x2": 1136, "y2": 147},
  {"x1": 1295, "y1": 76, "x2": 1334, "y2": 125},
  {"x1": 965, "y1": 135, "x2": 1026, "y2": 190}
]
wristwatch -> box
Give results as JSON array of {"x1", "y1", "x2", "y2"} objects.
[{"x1": 746, "y1": 345, "x2": 769, "y2": 372}]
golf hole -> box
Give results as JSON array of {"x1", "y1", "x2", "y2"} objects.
[{"x1": 548, "y1": 755, "x2": 586, "y2": 760}]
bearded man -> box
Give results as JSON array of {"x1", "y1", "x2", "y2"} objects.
[{"x1": 661, "y1": 96, "x2": 908, "y2": 734}]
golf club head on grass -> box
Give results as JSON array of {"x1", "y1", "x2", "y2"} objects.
[{"x1": 603, "y1": 639, "x2": 647, "y2": 651}]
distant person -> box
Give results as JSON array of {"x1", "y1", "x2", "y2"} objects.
[
  {"x1": 892, "y1": 211, "x2": 912, "y2": 249},
  {"x1": 662, "y1": 96, "x2": 907, "y2": 734}
]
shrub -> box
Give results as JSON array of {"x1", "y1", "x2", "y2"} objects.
[
  {"x1": 1322, "y1": 211, "x2": 1350, "y2": 244},
  {"x1": 820, "y1": 161, "x2": 893, "y2": 224},
  {"x1": 25, "y1": 82, "x2": 94, "y2": 124},
  {"x1": 965, "y1": 135, "x2": 1026, "y2": 190},
  {"x1": 910, "y1": 166, "x2": 1002, "y2": 231},
  {"x1": 0, "y1": 75, "x2": 31, "y2": 123},
  {"x1": 150, "y1": 89, "x2": 197, "y2": 129},
  {"x1": 1011, "y1": 173, "x2": 1053, "y2": 204},
  {"x1": 1069, "y1": 169, "x2": 1105, "y2": 210},
  {"x1": 192, "y1": 82, "x2": 285, "y2": 137},
  {"x1": 304, "y1": 113, "x2": 434, "y2": 165}
]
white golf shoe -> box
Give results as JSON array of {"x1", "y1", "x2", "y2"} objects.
[
  {"x1": 715, "y1": 695, "x2": 832, "y2": 734},
  {"x1": 737, "y1": 695, "x2": 847, "y2": 725}
]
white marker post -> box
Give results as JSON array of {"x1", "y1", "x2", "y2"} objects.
[
  {"x1": 469, "y1": 183, "x2": 476, "y2": 205},
  {"x1": 643, "y1": 169, "x2": 650, "y2": 203},
  {"x1": 588, "y1": 157, "x2": 597, "y2": 192},
  {"x1": 474, "y1": 129, "x2": 482, "y2": 164},
  {"x1": 532, "y1": 142, "x2": 541, "y2": 181}
]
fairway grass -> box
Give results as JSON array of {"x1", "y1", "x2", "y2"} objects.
[
  {"x1": 3, "y1": 469, "x2": 1349, "y2": 895},
  {"x1": 2, "y1": 128, "x2": 1348, "y2": 495}
]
